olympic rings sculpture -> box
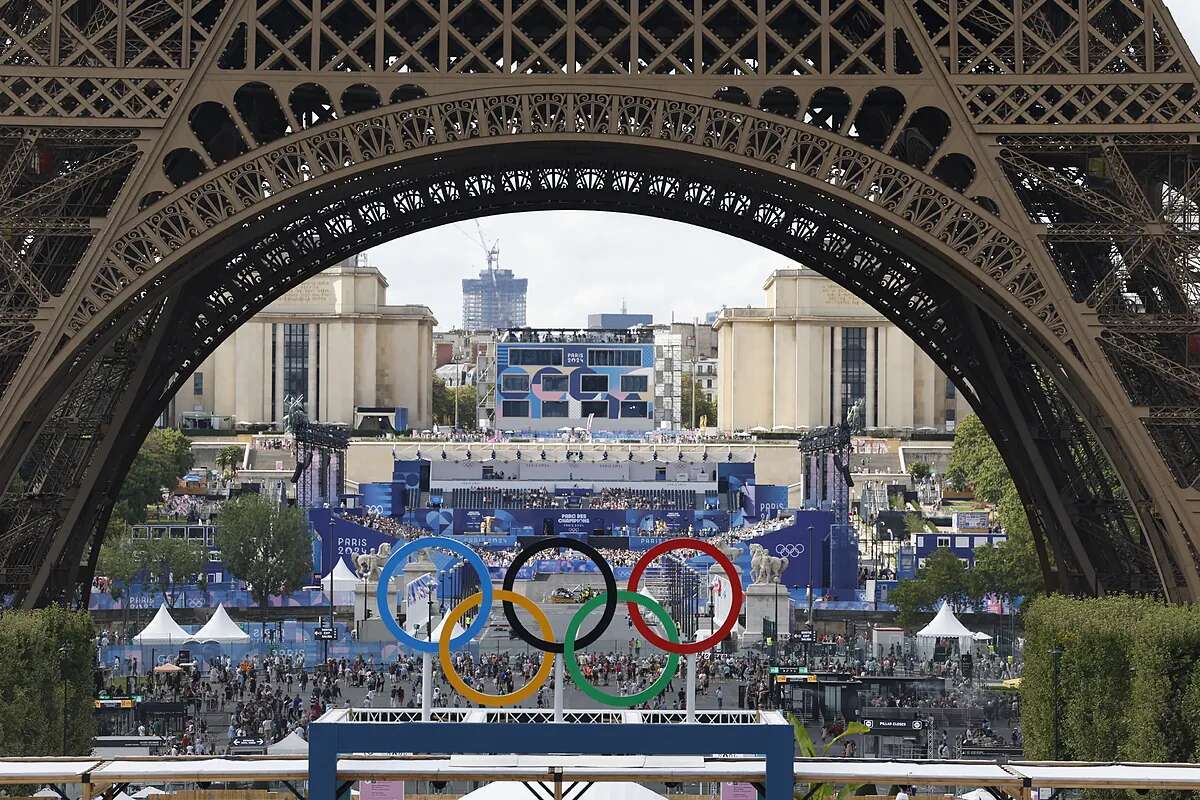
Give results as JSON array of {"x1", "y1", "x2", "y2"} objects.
[{"x1": 376, "y1": 535, "x2": 744, "y2": 708}]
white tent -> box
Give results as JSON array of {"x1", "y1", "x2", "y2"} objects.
[
  {"x1": 915, "y1": 603, "x2": 975, "y2": 639},
  {"x1": 463, "y1": 782, "x2": 664, "y2": 800},
  {"x1": 32, "y1": 789, "x2": 60, "y2": 797},
  {"x1": 322, "y1": 557, "x2": 363, "y2": 592},
  {"x1": 267, "y1": 731, "x2": 309, "y2": 755},
  {"x1": 132, "y1": 603, "x2": 193, "y2": 645},
  {"x1": 192, "y1": 604, "x2": 250, "y2": 644},
  {"x1": 132, "y1": 788, "x2": 169, "y2": 798},
  {"x1": 971, "y1": 631, "x2": 994, "y2": 641}
]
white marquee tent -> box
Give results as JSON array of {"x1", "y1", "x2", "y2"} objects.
[
  {"x1": 132, "y1": 603, "x2": 193, "y2": 645},
  {"x1": 322, "y1": 558, "x2": 363, "y2": 592},
  {"x1": 192, "y1": 604, "x2": 250, "y2": 644},
  {"x1": 267, "y1": 731, "x2": 309, "y2": 755},
  {"x1": 915, "y1": 603, "x2": 975, "y2": 639}
]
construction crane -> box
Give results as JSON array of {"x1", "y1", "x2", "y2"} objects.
[{"x1": 474, "y1": 219, "x2": 500, "y2": 273}]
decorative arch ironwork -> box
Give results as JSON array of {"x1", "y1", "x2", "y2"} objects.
[{"x1": 0, "y1": 0, "x2": 1199, "y2": 606}]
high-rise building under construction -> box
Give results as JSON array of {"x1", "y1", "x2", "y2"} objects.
[{"x1": 461, "y1": 247, "x2": 527, "y2": 332}]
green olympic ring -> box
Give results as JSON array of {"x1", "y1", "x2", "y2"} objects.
[{"x1": 563, "y1": 589, "x2": 681, "y2": 708}]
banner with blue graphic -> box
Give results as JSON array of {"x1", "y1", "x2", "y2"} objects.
[
  {"x1": 749, "y1": 510, "x2": 833, "y2": 589},
  {"x1": 360, "y1": 482, "x2": 405, "y2": 517},
  {"x1": 742, "y1": 484, "x2": 788, "y2": 518}
]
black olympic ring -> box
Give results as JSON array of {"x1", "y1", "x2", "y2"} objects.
[{"x1": 501, "y1": 536, "x2": 618, "y2": 653}]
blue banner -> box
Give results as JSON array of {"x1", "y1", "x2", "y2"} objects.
[
  {"x1": 360, "y1": 482, "x2": 404, "y2": 517},
  {"x1": 749, "y1": 510, "x2": 834, "y2": 590}
]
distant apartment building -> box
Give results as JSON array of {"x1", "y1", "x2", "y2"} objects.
[
  {"x1": 462, "y1": 259, "x2": 527, "y2": 332},
  {"x1": 588, "y1": 312, "x2": 653, "y2": 329}
]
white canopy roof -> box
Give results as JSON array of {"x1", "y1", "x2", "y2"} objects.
[
  {"x1": 132, "y1": 788, "x2": 169, "y2": 798},
  {"x1": 971, "y1": 631, "x2": 993, "y2": 641},
  {"x1": 463, "y1": 782, "x2": 663, "y2": 800},
  {"x1": 192, "y1": 604, "x2": 250, "y2": 644},
  {"x1": 322, "y1": 558, "x2": 363, "y2": 591},
  {"x1": 267, "y1": 731, "x2": 309, "y2": 755},
  {"x1": 132, "y1": 603, "x2": 193, "y2": 645},
  {"x1": 916, "y1": 603, "x2": 975, "y2": 639}
]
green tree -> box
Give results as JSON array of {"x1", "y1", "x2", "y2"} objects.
[
  {"x1": 891, "y1": 547, "x2": 970, "y2": 627},
  {"x1": 216, "y1": 494, "x2": 313, "y2": 634},
  {"x1": 97, "y1": 520, "x2": 140, "y2": 632},
  {"x1": 214, "y1": 445, "x2": 243, "y2": 483},
  {"x1": 142, "y1": 536, "x2": 205, "y2": 607},
  {"x1": 450, "y1": 385, "x2": 478, "y2": 428},
  {"x1": 0, "y1": 607, "x2": 96, "y2": 756},
  {"x1": 908, "y1": 460, "x2": 932, "y2": 481},
  {"x1": 115, "y1": 428, "x2": 196, "y2": 524},
  {"x1": 904, "y1": 511, "x2": 929, "y2": 534},
  {"x1": 432, "y1": 375, "x2": 452, "y2": 424},
  {"x1": 681, "y1": 373, "x2": 718, "y2": 428},
  {"x1": 945, "y1": 414, "x2": 1009, "y2": 504}
]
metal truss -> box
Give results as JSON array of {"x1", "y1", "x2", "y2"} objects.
[{"x1": 2, "y1": 0, "x2": 1200, "y2": 603}]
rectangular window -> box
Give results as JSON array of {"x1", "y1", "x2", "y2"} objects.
[
  {"x1": 542, "y1": 401, "x2": 569, "y2": 418},
  {"x1": 621, "y1": 375, "x2": 648, "y2": 393},
  {"x1": 936, "y1": 536, "x2": 951, "y2": 548},
  {"x1": 620, "y1": 401, "x2": 648, "y2": 418},
  {"x1": 955, "y1": 536, "x2": 970, "y2": 548},
  {"x1": 193, "y1": 372, "x2": 204, "y2": 396},
  {"x1": 510, "y1": 348, "x2": 563, "y2": 366},
  {"x1": 315, "y1": 324, "x2": 320, "y2": 420},
  {"x1": 581, "y1": 400, "x2": 609, "y2": 418},
  {"x1": 501, "y1": 400, "x2": 530, "y2": 417},
  {"x1": 872, "y1": 327, "x2": 879, "y2": 425},
  {"x1": 841, "y1": 327, "x2": 867, "y2": 422},
  {"x1": 588, "y1": 349, "x2": 641, "y2": 367},
  {"x1": 501, "y1": 373, "x2": 530, "y2": 392},
  {"x1": 283, "y1": 322, "x2": 309, "y2": 411},
  {"x1": 581, "y1": 374, "x2": 608, "y2": 393},
  {"x1": 945, "y1": 408, "x2": 957, "y2": 422},
  {"x1": 271, "y1": 323, "x2": 278, "y2": 420},
  {"x1": 541, "y1": 374, "x2": 568, "y2": 392},
  {"x1": 945, "y1": 379, "x2": 957, "y2": 400}
]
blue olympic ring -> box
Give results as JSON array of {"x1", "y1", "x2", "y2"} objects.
[{"x1": 374, "y1": 536, "x2": 494, "y2": 654}]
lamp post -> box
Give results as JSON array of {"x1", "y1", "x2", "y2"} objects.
[
  {"x1": 58, "y1": 644, "x2": 69, "y2": 755},
  {"x1": 807, "y1": 526, "x2": 815, "y2": 623},
  {"x1": 1050, "y1": 644, "x2": 1064, "y2": 760}
]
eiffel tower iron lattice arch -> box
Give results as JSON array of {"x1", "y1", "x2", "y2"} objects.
[{"x1": 1, "y1": 0, "x2": 1199, "y2": 606}]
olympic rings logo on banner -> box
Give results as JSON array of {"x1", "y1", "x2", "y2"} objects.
[
  {"x1": 375, "y1": 535, "x2": 744, "y2": 708},
  {"x1": 773, "y1": 543, "x2": 805, "y2": 557}
]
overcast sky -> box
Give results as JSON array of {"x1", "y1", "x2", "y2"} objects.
[{"x1": 370, "y1": 0, "x2": 1200, "y2": 331}]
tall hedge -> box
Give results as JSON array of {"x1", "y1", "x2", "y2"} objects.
[
  {"x1": 1022, "y1": 595, "x2": 1200, "y2": 768},
  {"x1": 0, "y1": 606, "x2": 96, "y2": 756}
]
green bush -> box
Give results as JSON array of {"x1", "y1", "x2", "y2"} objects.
[
  {"x1": 1022, "y1": 595, "x2": 1200, "y2": 775},
  {"x1": 0, "y1": 606, "x2": 96, "y2": 756}
]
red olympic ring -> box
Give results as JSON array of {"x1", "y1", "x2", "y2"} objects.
[{"x1": 626, "y1": 538, "x2": 744, "y2": 655}]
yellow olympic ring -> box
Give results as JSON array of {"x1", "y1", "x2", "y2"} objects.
[{"x1": 440, "y1": 589, "x2": 555, "y2": 707}]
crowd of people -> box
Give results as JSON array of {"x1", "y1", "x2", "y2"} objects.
[{"x1": 592, "y1": 488, "x2": 694, "y2": 510}]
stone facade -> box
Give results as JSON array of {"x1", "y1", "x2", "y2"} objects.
[
  {"x1": 715, "y1": 268, "x2": 972, "y2": 432},
  {"x1": 166, "y1": 256, "x2": 436, "y2": 431}
]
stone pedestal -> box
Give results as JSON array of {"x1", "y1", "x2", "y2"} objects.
[{"x1": 742, "y1": 583, "x2": 793, "y2": 643}]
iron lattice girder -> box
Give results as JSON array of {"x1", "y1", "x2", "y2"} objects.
[
  {"x1": 1099, "y1": 330, "x2": 1200, "y2": 395},
  {"x1": 30, "y1": 144, "x2": 1122, "y2": 601},
  {"x1": 1, "y1": 0, "x2": 1200, "y2": 603}
]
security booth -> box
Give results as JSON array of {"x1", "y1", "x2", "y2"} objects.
[
  {"x1": 769, "y1": 668, "x2": 860, "y2": 721},
  {"x1": 859, "y1": 713, "x2": 929, "y2": 759},
  {"x1": 137, "y1": 701, "x2": 190, "y2": 738},
  {"x1": 93, "y1": 697, "x2": 140, "y2": 736}
]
